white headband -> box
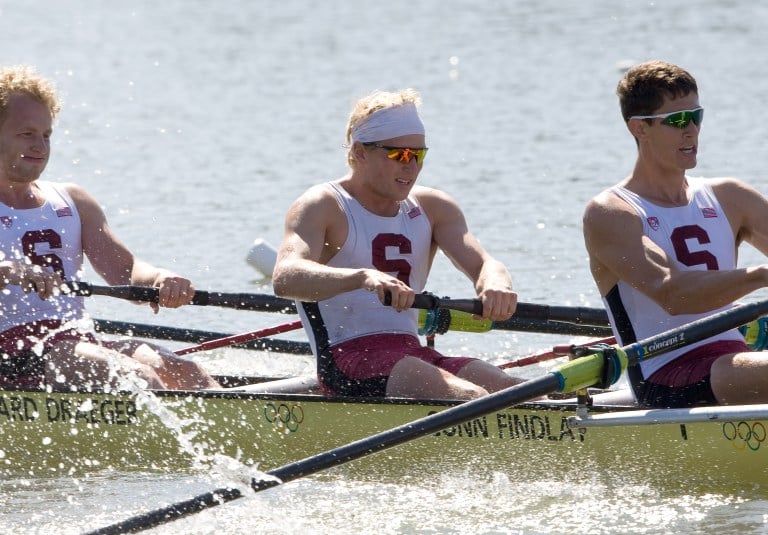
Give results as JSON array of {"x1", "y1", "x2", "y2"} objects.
[{"x1": 350, "y1": 102, "x2": 425, "y2": 143}]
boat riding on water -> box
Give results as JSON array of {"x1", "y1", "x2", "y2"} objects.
[
  {"x1": 5, "y1": 371, "x2": 768, "y2": 490},
  {"x1": 2, "y1": 285, "x2": 768, "y2": 493}
]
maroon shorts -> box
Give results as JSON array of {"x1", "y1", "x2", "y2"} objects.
[
  {"x1": 0, "y1": 320, "x2": 97, "y2": 389},
  {"x1": 320, "y1": 333, "x2": 476, "y2": 396},
  {"x1": 648, "y1": 340, "x2": 750, "y2": 387},
  {"x1": 634, "y1": 340, "x2": 750, "y2": 408}
]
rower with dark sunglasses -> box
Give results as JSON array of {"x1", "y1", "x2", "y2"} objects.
[
  {"x1": 272, "y1": 88, "x2": 525, "y2": 400},
  {"x1": 583, "y1": 60, "x2": 768, "y2": 408}
]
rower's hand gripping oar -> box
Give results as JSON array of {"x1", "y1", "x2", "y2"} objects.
[
  {"x1": 404, "y1": 292, "x2": 611, "y2": 337},
  {"x1": 383, "y1": 292, "x2": 610, "y2": 337},
  {"x1": 84, "y1": 298, "x2": 768, "y2": 535},
  {"x1": 65, "y1": 281, "x2": 297, "y2": 313},
  {"x1": 405, "y1": 292, "x2": 610, "y2": 327}
]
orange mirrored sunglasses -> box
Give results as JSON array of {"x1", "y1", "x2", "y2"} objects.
[{"x1": 363, "y1": 143, "x2": 429, "y2": 164}]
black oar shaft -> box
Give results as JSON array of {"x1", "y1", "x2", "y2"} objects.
[
  {"x1": 516, "y1": 303, "x2": 610, "y2": 326},
  {"x1": 190, "y1": 291, "x2": 296, "y2": 312},
  {"x1": 85, "y1": 298, "x2": 768, "y2": 534},
  {"x1": 623, "y1": 300, "x2": 768, "y2": 366},
  {"x1": 410, "y1": 293, "x2": 609, "y2": 327},
  {"x1": 85, "y1": 487, "x2": 245, "y2": 535},
  {"x1": 493, "y1": 318, "x2": 611, "y2": 337},
  {"x1": 84, "y1": 374, "x2": 560, "y2": 534},
  {"x1": 73, "y1": 282, "x2": 608, "y2": 326},
  {"x1": 93, "y1": 319, "x2": 312, "y2": 354},
  {"x1": 67, "y1": 282, "x2": 297, "y2": 313},
  {"x1": 263, "y1": 374, "x2": 558, "y2": 485}
]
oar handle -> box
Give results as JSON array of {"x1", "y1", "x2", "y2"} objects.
[
  {"x1": 67, "y1": 281, "x2": 158, "y2": 301},
  {"x1": 406, "y1": 293, "x2": 610, "y2": 327},
  {"x1": 65, "y1": 282, "x2": 297, "y2": 313},
  {"x1": 411, "y1": 293, "x2": 483, "y2": 315}
]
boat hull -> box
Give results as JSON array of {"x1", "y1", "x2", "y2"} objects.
[{"x1": 1, "y1": 387, "x2": 766, "y2": 490}]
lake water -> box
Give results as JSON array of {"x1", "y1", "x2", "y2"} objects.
[{"x1": 3, "y1": 1, "x2": 768, "y2": 533}]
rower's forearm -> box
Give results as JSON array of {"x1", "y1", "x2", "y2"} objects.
[
  {"x1": 129, "y1": 261, "x2": 177, "y2": 288},
  {"x1": 273, "y1": 261, "x2": 366, "y2": 301},
  {"x1": 474, "y1": 259, "x2": 514, "y2": 295},
  {"x1": 658, "y1": 265, "x2": 768, "y2": 315}
]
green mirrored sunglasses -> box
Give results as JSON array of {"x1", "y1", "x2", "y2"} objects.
[{"x1": 630, "y1": 107, "x2": 704, "y2": 129}]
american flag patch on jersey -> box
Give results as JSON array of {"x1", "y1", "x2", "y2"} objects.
[
  {"x1": 407, "y1": 206, "x2": 421, "y2": 219},
  {"x1": 702, "y1": 207, "x2": 717, "y2": 218},
  {"x1": 0, "y1": 216, "x2": 12, "y2": 228},
  {"x1": 56, "y1": 207, "x2": 73, "y2": 217}
]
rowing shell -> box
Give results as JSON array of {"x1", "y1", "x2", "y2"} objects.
[{"x1": 1, "y1": 377, "x2": 766, "y2": 491}]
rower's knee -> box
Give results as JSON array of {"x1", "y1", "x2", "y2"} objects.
[{"x1": 450, "y1": 383, "x2": 489, "y2": 400}]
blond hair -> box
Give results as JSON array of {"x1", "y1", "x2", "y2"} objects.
[
  {"x1": 0, "y1": 65, "x2": 61, "y2": 126},
  {"x1": 344, "y1": 89, "x2": 422, "y2": 168},
  {"x1": 346, "y1": 88, "x2": 422, "y2": 144}
]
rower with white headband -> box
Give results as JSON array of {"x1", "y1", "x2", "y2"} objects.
[
  {"x1": 349, "y1": 100, "x2": 425, "y2": 144},
  {"x1": 272, "y1": 88, "x2": 526, "y2": 401}
]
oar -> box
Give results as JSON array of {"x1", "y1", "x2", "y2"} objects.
[
  {"x1": 91, "y1": 315, "x2": 604, "y2": 356},
  {"x1": 409, "y1": 293, "x2": 609, "y2": 326},
  {"x1": 66, "y1": 282, "x2": 298, "y2": 313},
  {"x1": 70, "y1": 282, "x2": 609, "y2": 326},
  {"x1": 492, "y1": 318, "x2": 611, "y2": 337},
  {"x1": 499, "y1": 336, "x2": 616, "y2": 369},
  {"x1": 174, "y1": 320, "x2": 304, "y2": 356},
  {"x1": 93, "y1": 319, "x2": 313, "y2": 355},
  {"x1": 418, "y1": 307, "x2": 611, "y2": 337},
  {"x1": 84, "y1": 298, "x2": 768, "y2": 535}
]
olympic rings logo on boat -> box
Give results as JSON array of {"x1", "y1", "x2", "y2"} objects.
[
  {"x1": 722, "y1": 421, "x2": 767, "y2": 451},
  {"x1": 264, "y1": 402, "x2": 305, "y2": 433}
]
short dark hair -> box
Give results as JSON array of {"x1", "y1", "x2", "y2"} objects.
[{"x1": 617, "y1": 60, "x2": 698, "y2": 122}]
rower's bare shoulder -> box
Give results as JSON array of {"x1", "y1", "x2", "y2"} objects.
[
  {"x1": 709, "y1": 177, "x2": 768, "y2": 232},
  {"x1": 412, "y1": 187, "x2": 465, "y2": 228},
  {"x1": 293, "y1": 183, "x2": 337, "y2": 205},
  {"x1": 709, "y1": 176, "x2": 761, "y2": 198},
  {"x1": 584, "y1": 188, "x2": 633, "y2": 223},
  {"x1": 287, "y1": 183, "x2": 341, "y2": 217},
  {"x1": 411, "y1": 185, "x2": 459, "y2": 208},
  {"x1": 59, "y1": 182, "x2": 107, "y2": 223},
  {"x1": 60, "y1": 182, "x2": 95, "y2": 204}
]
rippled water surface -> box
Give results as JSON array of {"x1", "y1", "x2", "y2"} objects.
[{"x1": 2, "y1": 1, "x2": 768, "y2": 533}]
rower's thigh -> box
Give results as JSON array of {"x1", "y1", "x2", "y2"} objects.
[
  {"x1": 387, "y1": 356, "x2": 487, "y2": 400},
  {"x1": 46, "y1": 339, "x2": 116, "y2": 388},
  {"x1": 711, "y1": 351, "x2": 768, "y2": 404},
  {"x1": 456, "y1": 360, "x2": 523, "y2": 393},
  {"x1": 49, "y1": 340, "x2": 165, "y2": 390}
]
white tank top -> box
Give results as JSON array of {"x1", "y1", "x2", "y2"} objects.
[
  {"x1": 0, "y1": 182, "x2": 85, "y2": 333},
  {"x1": 603, "y1": 177, "x2": 744, "y2": 378},
  {"x1": 299, "y1": 181, "x2": 433, "y2": 354}
]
